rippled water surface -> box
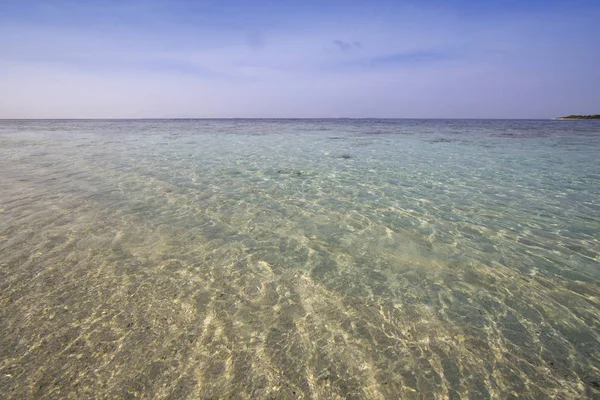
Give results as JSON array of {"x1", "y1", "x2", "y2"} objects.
[{"x1": 1, "y1": 119, "x2": 599, "y2": 399}]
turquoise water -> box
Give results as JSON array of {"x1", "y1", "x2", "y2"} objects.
[{"x1": 0, "y1": 119, "x2": 599, "y2": 399}]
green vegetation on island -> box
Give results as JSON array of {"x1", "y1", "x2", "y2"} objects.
[{"x1": 556, "y1": 114, "x2": 600, "y2": 120}]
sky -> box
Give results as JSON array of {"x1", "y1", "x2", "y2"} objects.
[{"x1": 0, "y1": 0, "x2": 599, "y2": 119}]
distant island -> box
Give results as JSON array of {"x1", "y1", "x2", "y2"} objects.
[{"x1": 556, "y1": 114, "x2": 600, "y2": 120}]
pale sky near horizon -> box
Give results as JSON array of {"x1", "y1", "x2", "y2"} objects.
[{"x1": 1, "y1": 0, "x2": 599, "y2": 119}]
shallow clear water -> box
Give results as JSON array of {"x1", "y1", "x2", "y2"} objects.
[{"x1": 0, "y1": 119, "x2": 599, "y2": 399}]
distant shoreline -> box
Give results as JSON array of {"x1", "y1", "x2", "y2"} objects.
[{"x1": 555, "y1": 114, "x2": 600, "y2": 120}]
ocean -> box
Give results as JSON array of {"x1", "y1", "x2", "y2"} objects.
[{"x1": 1, "y1": 119, "x2": 599, "y2": 399}]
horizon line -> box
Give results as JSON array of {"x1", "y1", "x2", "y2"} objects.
[{"x1": 0, "y1": 117, "x2": 564, "y2": 121}]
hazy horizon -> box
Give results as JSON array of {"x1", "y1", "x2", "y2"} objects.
[
  {"x1": 0, "y1": 117, "x2": 584, "y2": 121},
  {"x1": 1, "y1": 0, "x2": 599, "y2": 119}
]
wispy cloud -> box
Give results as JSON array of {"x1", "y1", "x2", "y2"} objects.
[
  {"x1": 332, "y1": 40, "x2": 363, "y2": 51},
  {"x1": 344, "y1": 50, "x2": 456, "y2": 69},
  {"x1": 245, "y1": 31, "x2": 266, "y2": 50}
]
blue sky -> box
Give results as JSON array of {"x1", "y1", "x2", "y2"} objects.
[{"x1": 0, "y1": 0, "x2": 599, "y2": 118}]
